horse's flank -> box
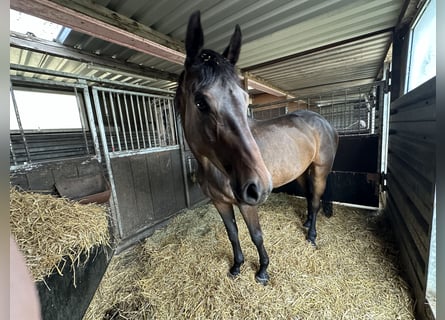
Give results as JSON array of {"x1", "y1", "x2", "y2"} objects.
[{"x1": 251, "y1": 110, "x2": 338, "y2": 188}]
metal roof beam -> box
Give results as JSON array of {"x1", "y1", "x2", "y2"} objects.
[
  {"x1": 10, "y1": 32, "x2": 179, "y2": 82},
  {"x1": 10, "y1": 0, "x2": 291, "y2": 97},
  {"x1": 11, "y1": 0, "x2": 186, "y2": 64},
  {"x1": 242, "y1": 27, "x2": 394, "y2": 72}
]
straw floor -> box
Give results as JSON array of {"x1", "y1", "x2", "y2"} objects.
[{"x1": 85, "y1": 193, "x2": 414, "y2": 320}]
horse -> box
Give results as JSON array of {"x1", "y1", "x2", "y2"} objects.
[{"x1": 175, "y1": 11, "x2": 339, "y2": 285}]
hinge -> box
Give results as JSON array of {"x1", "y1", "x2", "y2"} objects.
[{"x1": 380, "y1": 172, "x2": 388, "y2": 191}]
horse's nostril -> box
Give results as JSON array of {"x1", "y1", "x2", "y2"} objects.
[{"x1": 243, "y1": 181, "x2": 261, "y2": 205}]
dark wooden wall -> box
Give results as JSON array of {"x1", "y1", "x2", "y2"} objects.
[
  {"x1": 386, "y1": 77, "x2": 435, "y2": 319},
  {"x1": 110, "y1": 149, "x2": 187, "y2": 245},
  {"x1": 275, "y1": 134, "x2": 380, "y2": 207},
  {"x1": 10, "y1": 156, "x2": 104, "y2": 194},
  {"x1": 10, "y1": 131, "x2": 94, "y2": 167}
]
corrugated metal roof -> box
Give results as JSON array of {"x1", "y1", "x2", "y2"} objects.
[{"x1": 10, "y1": 0, "x2": 410, "y2": 97}]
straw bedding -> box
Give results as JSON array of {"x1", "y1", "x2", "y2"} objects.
[
  {"x1": 85, "y1": 193, "x2": 414, "y2": 319},
  {"x1": 10, "y1": 187, "x2": 110, "y2": 285}
]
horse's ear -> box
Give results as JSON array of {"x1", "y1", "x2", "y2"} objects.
[
  {"x1": 222, "y1": 24, "x2": 242, "y2": 65},
  {"x1": 185, "y1": 11, "x2": 204, "y2": 67}
]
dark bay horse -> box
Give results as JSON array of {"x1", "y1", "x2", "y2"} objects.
[{"x1": 175, "y1": 11, "x2": 338, "y2": 284}]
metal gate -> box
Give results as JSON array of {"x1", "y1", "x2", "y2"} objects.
[{"x1": 91, "y1": 86, "x2": 187, "y2": 251}]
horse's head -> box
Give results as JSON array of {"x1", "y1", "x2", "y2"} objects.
[{"x1": 175, "y1": 11, "x2": 272, "y2": 206}]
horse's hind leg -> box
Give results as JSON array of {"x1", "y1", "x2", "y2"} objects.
[
  {"x1": 238, "y1": 204, "x2": 269, "y2": 285},
  {"x1": 213, "y1": 201, "x2": 244, "y2": 278},
  {"x1": 305, "y1": 165, "x2": 330, "y2": 246},
  {"x1": 321, "y1": 173, "x2": 334, "y2": 217},
  {"x1": 295, "y1": 170, "x2": 313, "y2": 228}
]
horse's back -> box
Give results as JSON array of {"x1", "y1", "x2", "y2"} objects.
[{"x1": 289, "y1": 110, "x2": 338, "y2": 168}]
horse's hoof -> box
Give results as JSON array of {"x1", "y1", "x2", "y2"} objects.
[
  {"x1": 306, "y1": 239, "x2": 317, "y2": 247},
  {"x1": 255, "y1": 272, "x2": 269, "y2": 285},
  {"x1": 229, "y1": 265, "x2": 241, "y2": 278}
]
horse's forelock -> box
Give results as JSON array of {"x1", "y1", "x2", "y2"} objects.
[{"x1": 188, "y1": 49, "x2": 240, "y2": 92}]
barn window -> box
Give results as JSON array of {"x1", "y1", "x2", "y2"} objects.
[
  {"x1": 405, "y1": 0, "x2": 436, "y2": 93},
  {"x1": 10, "y1": 9, "x2": 63, "y2": 41},
  {"x1": 10, "y1": 88, "x2": 84, "y2": 131},
  {"x1": 10, "y1": 86, "x2": 93, "y2": 167}
]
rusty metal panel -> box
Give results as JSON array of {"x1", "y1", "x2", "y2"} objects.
[{"x1": 386, "y1": 77, "x2": 435, "y2": 318}]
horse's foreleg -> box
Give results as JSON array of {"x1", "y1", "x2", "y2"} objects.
[
  {"x1": 213, "y1": 201, "x2": 244, "y2": 277},
  {"x1": 238, "y1": 204, "x2": 269, "y2": 285}
]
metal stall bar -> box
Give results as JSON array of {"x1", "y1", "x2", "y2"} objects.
[
  {"x1": 10, "y1": 139, "x2": 18, "y2": 166},
  {"x1": 101, "y1": 90, "x2": 115, "y2": 152},
  {"x1": 136, "y1": 95, "x2": 146, "y2": 148},
  {"x1": 116, "y1": 94, "x2": 128, "y2": 151},
  {"x1": 167, "y1": 99, "x2": 178, "y2": 145},
  {"x1": 154, "y1": 98, "x2": 162, "y2": 146},
  {"x1": 10, "y1": 83, "x2": 32, "y2": 164},
  {"x1": 78, "y1": 81, "x2": 101, "y2": 163},
  {"x1": 91, "y1": 87, "x2": 123, "y2": 238},
  {"x1": 123, "y1": 94, "x2": 135, "y2": 150},
  {"x1": 147, "y1": 96, "x2": 157, "y2": 147},
  {"x1": 109, "y1": 92, "x2": 122, "y2": 151},
  {"x1": 129, "y1": 95, "x2": 140, "y2": 149},
  {"x1": 90, "y1": 87, "x2": 178, "y2": 156},
  {"x1": 142, "y1": 96, "x2": 152, "y2": 148},
  {"x1": 74, "y1": 87, "x2": 90, "y2": 154}
]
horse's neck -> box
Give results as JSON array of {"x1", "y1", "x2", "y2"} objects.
[{"x1": 195, "y1": 155, "x2": 235, "y2": 202}]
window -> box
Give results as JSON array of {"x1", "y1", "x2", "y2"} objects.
[
  {"x1": 405, "y1": 0, "x2": 436, "y2": 92},
  {"x1": 10, "y1": 9, "x2": 63, "y2": 41},
  {"x1": 10, "y1": 89, "x2": 84, "y2": 131}
]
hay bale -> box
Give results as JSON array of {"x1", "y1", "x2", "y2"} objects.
[
  {"x1": 85, "y1": 193, "x2": 414, "y2": 319},
  {"x1": 10, "y1": 187, "x2": 110, "y2": 284}
]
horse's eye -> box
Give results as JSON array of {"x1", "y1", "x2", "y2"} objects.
[{"x1": 194, "y1": 93, "x2": 209, "y2": 112}]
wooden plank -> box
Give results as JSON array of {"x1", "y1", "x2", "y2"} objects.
[
  {"x1": 388, "y1": 199, "x2": 427, "y2": 318},
  {"x1": 389, "y1": 120, "x2": 435, "y2": 139},
  {"x1": 51, "y1": 162, "x2": 79, "y2": 181},
  {"x1": 145, "y1": 152, "x2": 173, "y2": 221},
  {"x1": 388, "y1": 138, "x2": 435, "y2": 184},
  {"x1": 390, "y1": 97, "x2": 435, "y2": 123},
  {"x1": 26, "y1": 168, "x2": 55, "y2": 193},
  {"x1": 11, "y1": 0, "x2": 185, "y2": 64},
  {"x1": 387, "y1": 174, "x2": 430, "y2": 263},
  {"x1": 129, "y1": 155, "x2": 155, "y2": 225},
  {"x1": 387, "y1": 154, "x2": 434, "y2": 221},
  {"x1": 390, "y1": 77, "x2": 435, "y2": 110},
  {"x1": 110, "y1": 157, "x2": 137, "y2": 238},
  {"x1": 169, "y1": 150, "x2": 187, "y2": 211},
  {"x1": 158, "y1": 151, "x2": 177, "y2": 217},
  {"x1": 387, "y1": 198, "x2": 427, "y2": 297},
  {"x1": 77, "y1": 159, "x2": 103, "y2": 177}
]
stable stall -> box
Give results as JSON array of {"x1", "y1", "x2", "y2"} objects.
[{"x1": 9, "y1": 1, "x2": 436, "y2": 319}]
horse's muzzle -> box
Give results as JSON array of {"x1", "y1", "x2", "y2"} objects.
[{"x1": 240, "y1": 179, "x2": 270, "y2": 206}]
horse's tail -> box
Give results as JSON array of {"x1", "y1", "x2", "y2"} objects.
[{"x1": 321, "y1": 173, "x2": 334, "y2": 217}]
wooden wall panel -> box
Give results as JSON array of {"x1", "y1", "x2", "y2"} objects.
[
  {"x1": 110, "y1": 149, "x2": 186, "y2": 242},
  {"x1": 386, "y1": 77, "x2": 435, "y2": 319}
]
